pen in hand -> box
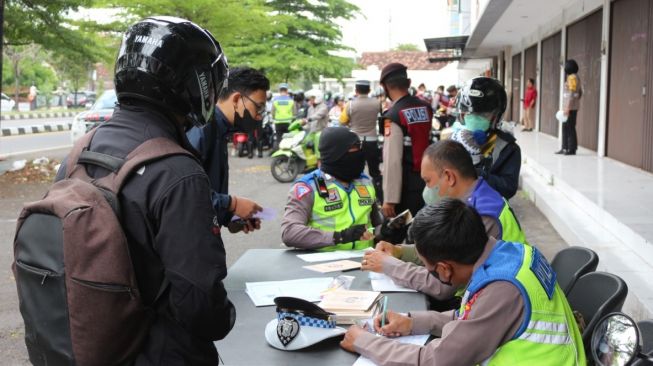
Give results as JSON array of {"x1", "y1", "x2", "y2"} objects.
[{"x1": 381, "y1": 296, "x2": 388, "y2": 329}]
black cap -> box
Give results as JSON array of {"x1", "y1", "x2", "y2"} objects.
[
  {"x1": 318, "y1": 127, "x2": 360, "y2": 163},
  {"x1": 274, "y1": 297, "x2": 334, "y2": 320},
  {"x1": 380, "y1": 63, "x2": 408, "y2": 83}
]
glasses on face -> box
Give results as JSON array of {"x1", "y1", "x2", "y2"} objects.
[{"x1": 241, "y1": 93, "x2": 266, "y2": 117}]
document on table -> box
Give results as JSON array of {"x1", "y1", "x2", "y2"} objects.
[
  {"x1": 245, "y1": 277, "x2": 334, "y2": 307},
  {"x1": 369, "y1": 272, "x2": 417, "y2": 293},
  {"x1": 296, "y1": 249, "x2": 371, "y2": 263},
  {"x1": 303, "y1": 260, "x2": 361, "y2": 273},
  {"x1": 352, "y1": 334, "x2": 430, "y2": 366}
]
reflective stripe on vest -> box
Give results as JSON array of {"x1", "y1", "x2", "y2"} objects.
[
  {"x1": 273, "y1": 99, "x2": 295, "y2": 123},
  {"x1": 468, "y1": 178, "x2": 527, "y2": 244},
  {"x1": 299, "y1": 170, "x2": 375, "y2": 251},
  {"x1": 460, "y1": 241, "x2": 586, "y2": 366}
]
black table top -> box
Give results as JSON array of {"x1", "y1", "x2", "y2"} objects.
[{"x1": 215, "y1": 249, "x2": 428, "y2": 366}]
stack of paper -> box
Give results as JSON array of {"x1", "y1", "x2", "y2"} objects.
[
  {"x1": 318, "y1": 290, "x2": 381, "y2": 324},
  {"x1": 296, "y1": 249, "x2": 371, "y2": 263},
  {"x1": 352, "y1": 334, "x2": 430, "y2": 366},
  {"x1": 303, "y1": 260, "x2": 361, "y2": 273},
  {"x1": 369, "y1": 272, "x2": 417, "y2": 293},
  {"x1": 245, "y1": 277, "x2": 334, "y2": 307}
]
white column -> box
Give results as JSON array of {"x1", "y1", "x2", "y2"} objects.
[
  {"x1": 535, "y1": 33, "x2": 543, "y2": 132},
  {"x1": 559, "y1": 10, "x2": 567, "y2": 149},
  {"x1": 597, "y1": 0, "x2": 611, "y2": 157},
  {"x1": 505, "y1": 46, "x2": 513, "y2": 121},
  {"x1": 519, "y1": 46, "x2": 525, "y2": 124}
]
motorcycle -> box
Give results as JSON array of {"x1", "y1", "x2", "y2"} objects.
[
  {"x1": 591, "y1": 312, "x2": 653, "y2": 365},
  {"x1": 270, "y1": 120, "x2": 318, "y2": 183},
  {"x1": 232, "y1": 132, "x2": 249, "y2": 157}
]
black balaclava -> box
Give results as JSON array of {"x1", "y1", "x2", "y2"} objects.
[{"x1": 319, "y1": 127, "x2": 365, "y2": 182}]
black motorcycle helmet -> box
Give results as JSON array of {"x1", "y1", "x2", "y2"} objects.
[
  {"x1": 114, "y1": 16, "x2": 229, "y2": 128},
  {"x1": 456, "y1": 77, "x2": 507, "y2": 127}
]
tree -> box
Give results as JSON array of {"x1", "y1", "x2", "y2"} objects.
[
  {"x1": 393, "y1": 43, "x2": 421, "y2": 52},
  {"x1": 233, "y1": 0, "x2": 359, "y2": 83}
]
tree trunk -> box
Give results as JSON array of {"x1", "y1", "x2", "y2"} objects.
[{"x1": 14, "y1": 60, "x2": 20, "y2": 111}]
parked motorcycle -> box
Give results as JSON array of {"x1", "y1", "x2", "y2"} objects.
[
  {"x1": 232, "y1": 132, "x2": 249, "y2": 157},
  {"x1": 592, "y1": 312, "x2": 653, "y2": 365},
  {"x1": 270, "y1": 120, "x2": 318, "y2": 183}
]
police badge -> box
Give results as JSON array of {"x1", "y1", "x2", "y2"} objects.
[{"x1": 276, "y1": 316, "x2": 300, "y2": 346}]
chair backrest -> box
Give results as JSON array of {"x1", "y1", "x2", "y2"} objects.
[
  {"x1": 551, "y1": 246, "x2": 599, "y2": 295},
  {"x1": 566, "y1": 272, "x2": 628, "y2": 351}
]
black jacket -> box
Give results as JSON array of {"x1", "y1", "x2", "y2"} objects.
[
  {"x1": 56, "y1": 102, "x2": 236, "y2": 365},
  {"x1": 476, "y1": 130, "x2": 521, "y2": 199}
]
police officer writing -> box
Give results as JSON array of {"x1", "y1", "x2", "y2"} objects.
[
  {"x1": 56, "y1": 17, "x2": 236, "y2": 364},
  {"x1": 450, "y1": 77, "x2": 521, "y2": 199},
  {"x1": 187, "y1": 67, "x2": 269, "y2": 233},
  {"x1": 340, "y1": 80, "x2": 383, "y2": 199},
  {"x1": 341, "y1": 199, "x2": 586, "y2": 366},
  {"x1": 281, "y1": 127, "x2": 382, "y2": 251},
  {"x1": 271, "y1": 83, "x2": 295, "y2": 152},
  {"x1": 362, "y1": 140, "x2": 526, "y2": 305},
  {"x1": 379, "y1": 63, "x2": 433, "y2": 218}
]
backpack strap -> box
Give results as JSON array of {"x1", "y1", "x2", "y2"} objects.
[
  {"x1": 65, "y1": 128, "x2": 100, "y2": 179},
  {"x1": 95, "y1": 137, "x2": 196, "y2": 193}
]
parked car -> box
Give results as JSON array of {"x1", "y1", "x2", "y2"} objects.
[
  {"x1": 1, "y1": 93, "x2": 16, "y2": 112},
  {"x1": 66, "y1": 91, "x2": 96, "y2": 108},
  {"x1": 70, "y1": 90, "x2": 116, "y2": 143}
]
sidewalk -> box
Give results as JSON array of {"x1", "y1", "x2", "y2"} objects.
[{"x1": 516, "y1": 129, "x2": 653, "y2": 320}]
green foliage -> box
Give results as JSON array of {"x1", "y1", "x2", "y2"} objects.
[{"x1": 393, "y1": 44, "x2": 422, "y2": 52}]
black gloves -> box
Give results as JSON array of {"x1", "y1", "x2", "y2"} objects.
[
  {"x1": 334, "y1": 224, "x2": 367, "y2": 244},
  {"x1": 377, "y1": 219, "x2": 408, "y2": 244}
]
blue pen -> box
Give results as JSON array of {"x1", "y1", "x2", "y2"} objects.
[{"x1": 381, "y1": 296, "x2": 388, "y2": 328}]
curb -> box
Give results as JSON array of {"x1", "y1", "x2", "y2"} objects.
[
  {"x1": 1, "y1": 123, "x2": 72, "y2": 137},
  {"x1": 0, "y1": 111, "x2": 77, "y2": 121}
]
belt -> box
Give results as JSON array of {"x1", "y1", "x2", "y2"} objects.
[
  {"x1": 359, "y1": 135, "x2": 378, "y2": 142},
  {"x1": 403, "y1": 136, "x2": 412, "y2": 146}
]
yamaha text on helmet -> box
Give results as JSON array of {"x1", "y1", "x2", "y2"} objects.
[
  {"x1": 456, "y1": 77, "x2": 507, "y2": 128},
  {"x1": 114, "y1": 16, "x2": 229, "y2": 128}
]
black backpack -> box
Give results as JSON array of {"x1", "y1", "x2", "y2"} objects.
[{"x1": 13, "y1": 129, "x2": 193, "y2": 365}]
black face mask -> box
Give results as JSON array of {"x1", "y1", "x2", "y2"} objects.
[
  {"x1": 233, "y1": 107, "x2": 258, "y2": 134},
  {"x1": 321, "y1": 150, "x2": 366, "y2": 182}
]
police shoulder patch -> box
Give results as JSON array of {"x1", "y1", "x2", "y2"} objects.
[{"x1": 294, "y1": 182, "x2": 312, "y2": 200}]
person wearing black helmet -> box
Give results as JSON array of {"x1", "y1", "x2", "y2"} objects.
[
  {"x1": 281, "y1": 127, "x2": 390, "y2": 250},
  {"x1": 56, "y1": 16, "x2": 236, "y2": 364},
  {"x1": 379, "y1": 63, "x2": 433, "y2": 219},
  {"x1": 187, "y1": 66, "x2": 269, "y2": 231},
  {"x1": 452, "y1": 77, "x2": 521, "y2": 199},
  {"x1": 556, "y1": 59, "x2": 582, "y2": 155}
]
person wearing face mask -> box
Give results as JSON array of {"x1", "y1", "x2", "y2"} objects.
[
  {"x1": 450, "y1": 77, "x2": 521, "y2": 200},
  {"x1": 281, "y1": 127, "x2": 387, "y2": 251},
  {"x1": 379, "y1": 63, "x2": 433, "y2": 220},
  {"x1": 187, "y1": 67, "x2": 270, "y2": 232},
  {"x1": 361, "y1": 139, "x2": 526, "y2": 308},
  {"x1": 341, "y1": 199, "x2": 586, "y2": 366}
]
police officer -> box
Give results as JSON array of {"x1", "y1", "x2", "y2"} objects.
[
  {"x1": 341, "y1": 199, "x2": 586, "y2": 366},
  {"x1": 452, "y1": 77, "x2": 521, "y2": 199},
  {"x1": 281, "y1": 127, "x2": 383, "y2": 251},
  {"x1": 56, "y1": 17, "x2": 236, "y2": 364},
  {"x1": 271, "y1": 83, "x2": 295, "y2": 152},
  {"x1": 340, "y1": 80, "x2": 383, "y2": 199},
  {"x1": 379, "y1": 63, "x2": 433, "y2": 218},
  {"x1": 363, "y1": 140, "x2": 527, "y2": 307}
]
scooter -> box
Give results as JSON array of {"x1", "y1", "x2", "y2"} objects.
[
  {"x1": 232, "y1": 132, "x2": 249, "y2": 157},
  {"x1": 591, "y1": 312, "x2": 653, "y2": 365},
  {"x1": 270, "y1": 120, "x2": 318, "y2": 183}
]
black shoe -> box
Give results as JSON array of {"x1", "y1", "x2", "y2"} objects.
[
  {"x1": 257, "y1": 151, "x2": 263, "y2": 158},
  {"x1": 564, "y1": 151, "x2": 576, "y2": 155},
  {"x1": 554, "y1": 149, "x2": 566, "y2": 155}
]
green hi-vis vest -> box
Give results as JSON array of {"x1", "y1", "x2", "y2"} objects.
[
  {"x1": 468, "y1": 178, "x2": 527, "y2": 244},
  {"x1": 297, "y1": 170, "x2": 376, "y2": 251},
  {"x1": 458, "y1": 241, "x2": 586, "y2": 366},
  {"x1": 272, "y1": 97, "x2": 295, "y2": 124}
]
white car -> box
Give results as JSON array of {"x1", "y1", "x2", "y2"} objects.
[
  {"x1": 1, "y1": 93, "x2": 16, "y2": 112},
  {"x1": 70, "y1": 90, "x2": 116, "y2": 143}
]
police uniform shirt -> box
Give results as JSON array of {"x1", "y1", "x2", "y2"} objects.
[
  {"x1": 352, "y1": 238, "x2": 526, "y2": 366},
  {"x1": 341, "y1": 95, "x2": 381, "y2": 137},
  {"x1": 281, "y1": 174, "x2": 384, "y2": 249}
]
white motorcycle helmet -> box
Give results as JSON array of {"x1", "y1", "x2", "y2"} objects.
[
  {"x1": 265, "y1": 297, "x2": 346, "y2": 351},
  {"x1": 305, "y1": 89, "x2": 324, "y2": 104}
]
